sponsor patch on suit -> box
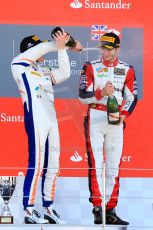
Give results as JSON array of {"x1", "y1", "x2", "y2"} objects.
[{"x1": 114, "y1": 68, "x2": 125, "y2": 75}]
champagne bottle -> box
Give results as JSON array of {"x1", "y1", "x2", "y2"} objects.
[
  {"x1": 51, "y1": 27, "x2": 76, "y2": 48},
  {"x1": 107, "y1": 94, "x2": 120, "y2": 125}
]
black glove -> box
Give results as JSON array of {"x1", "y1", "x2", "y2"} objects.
[{"x1": 51, "y1": 27, "x2": 76, "y2": 48}]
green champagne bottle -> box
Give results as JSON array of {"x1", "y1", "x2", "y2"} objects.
[{"x1": 107, "y1": 94, "x2": 120, "y2": 125}]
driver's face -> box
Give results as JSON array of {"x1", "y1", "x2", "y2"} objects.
[{"x1": 100, "y1": 47, "x2": 120, "y2": 62}]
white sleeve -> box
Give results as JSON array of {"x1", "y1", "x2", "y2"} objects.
[
  {"x1": 12, "y1": 41, "x2": 57, "y2": 64},
  {"x1": 11, "y1": 41, "x2": 58, "y2": 80},
  {"x1": 18, "y1": 41, "x2": 58, "y2": 62},
  {"x1": 50, "y1": 50, "x2": 70, "y2": 84}
]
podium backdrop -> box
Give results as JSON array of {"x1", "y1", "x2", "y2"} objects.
[
  {"x1": 0, "y1": 0, "x2": 152, "y2": 177},
  {"x1": 1, "y1": 0, "x2": 153, "y2": 228}
]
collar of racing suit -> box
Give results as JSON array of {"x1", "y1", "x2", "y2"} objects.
[{"x1": 101, "y1": 57, "x2": 119, "y2": 67}]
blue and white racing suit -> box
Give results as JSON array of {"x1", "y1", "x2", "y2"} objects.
[{"x1": 11, "y1": 42, "x2": 70, "y2": 209}]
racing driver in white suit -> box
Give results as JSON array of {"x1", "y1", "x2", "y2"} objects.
[
  {"x1": 79, "y1": 32, "x2": 137, "y2": 225},
  {"x1": 11, "y1": 29, "x2": 82, "y2": 224}
]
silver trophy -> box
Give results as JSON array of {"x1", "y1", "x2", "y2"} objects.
[{"x1": 0, "y1": 176, "x2": 16, "y2": 224}]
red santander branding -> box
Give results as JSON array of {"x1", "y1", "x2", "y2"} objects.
[
  {"x1": 70, "y1": 0, "x2": 132, "y2": 9},
  {"x1": 0, "y1": 112, "x2": 24, "y2": 122}
]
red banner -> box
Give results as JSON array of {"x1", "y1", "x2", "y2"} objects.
[{"x1": 0, "y1": 98, "x2": 152, "y2": 177}]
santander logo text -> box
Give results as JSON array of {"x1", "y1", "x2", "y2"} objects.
[
  {"x1": 70, "y1": 0, "x2": 132, "y2": 9},
  {"x1": 70, "y1": 0, "x2": 83, "y2": 8}
]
